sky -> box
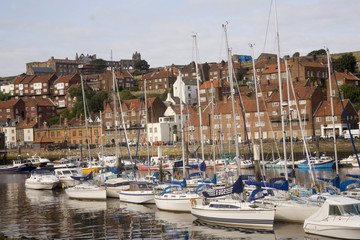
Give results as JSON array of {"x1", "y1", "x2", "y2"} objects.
[{"x1": 1, "y1": 0, "x2": 359, "y2": 77}]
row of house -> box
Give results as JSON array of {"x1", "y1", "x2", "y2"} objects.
[{"x1": 1, "y1": 53, "x2": 360, "y2": 149}]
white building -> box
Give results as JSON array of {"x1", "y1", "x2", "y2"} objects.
[
  {"x1": 3, "y1": 120, "x2": 18, "y2": 149},
  {"x1": 0, "y1": 84, "x2": 11, "y2": 94},
  {"x1": 173, "y1": 74, "x2": 197, "y2": 105},
  {"x1": 147, "y1": 104, "x2": 195, "y2": 142}
]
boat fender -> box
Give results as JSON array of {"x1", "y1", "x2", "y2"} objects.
[
  {"x1": 294, "y1": 188, "x2": 299, "y2": 196},
  {"x1": 152, "y1": 188, "x2": 155, "y2": 194},
  {"x1": 190, "y1": 198, "x2": 197, "y2": 207},
  {"x1": 62, "y1": 183, "x2": 65, "y2": 189}
]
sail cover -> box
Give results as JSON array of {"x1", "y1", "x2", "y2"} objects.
[{"x1": 202, "y1": 177, "x2": 243, "y2": 198}]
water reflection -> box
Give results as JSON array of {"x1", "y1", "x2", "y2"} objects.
[{"x1": 1, "y1": 167, "x2": 360, "y2": 239}]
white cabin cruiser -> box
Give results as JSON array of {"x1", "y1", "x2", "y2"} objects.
[
  {"x1": 25, "y1": 168, "x2": 59, "y2": 190},
  {"x1": 304, "y1": 196, "x2": 360, "y2": 239}
]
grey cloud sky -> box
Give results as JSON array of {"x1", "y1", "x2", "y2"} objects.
[{"x1": 1, "y1": 0, "x2": 359, "y2": 76}]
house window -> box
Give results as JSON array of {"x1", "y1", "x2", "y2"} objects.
[
  {"x1": 272, "y1": 102, "x2": 279, "y2": 107},
  {"x1": 106, "y1": 113, "x2": 112, "y2": 118},
  {"x1": 299, "y1": 100, "x2": 306, "y2": 105},
  {"x1": 316, "y1": 117, "x2": 322, "y2": 122},
  {"x1": 272, "y1": 111, "x2": 277, "y2": 116},
  {"x1": 315, "y1": 130, "x2": 321, "y2": 135},
  {"x1": 73, "y1": 131, "x2": 76, "y2": 136}
]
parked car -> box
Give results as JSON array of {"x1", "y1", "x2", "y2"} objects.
[
  {"x1": 280, "y1": 137, "x2": 299, "y2": 142},
  {"x1": 165, "y1": 141, "x2": 176, "y2": 146},
  {"x1": 304, "y1": 136, "x2": 316, "y2": 141},
  {"x1": 69, "y1": 144, "x2": 79, "y2": 149},
  {"x1": 343, "y1": 129, "x2": 360, "y2": 139},
  {"x1": 153, "y1": 141, "x2": 165, "y2": 146}
]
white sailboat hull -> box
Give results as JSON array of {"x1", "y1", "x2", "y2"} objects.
[
  {"x1": 25, "y1": 180, "x2": 58, "y2": 190},
  {"x1": 65, "y1": 182, "x2": 106, "y2": 200},
  {"x1": 191, "y1": 206, "x2": 275, "y2": 228},
  {"x1": 155, "y1": 195, "x2": 202, "y2": 212},
  {"x1": 119, "y1": 190, "x2": 154, "y2": 204},
  {"x1": 304, "y1": 220, "x2": 360, "y2": 239}
]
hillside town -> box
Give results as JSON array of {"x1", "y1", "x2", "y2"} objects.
[{"x1": 0, "y1": 50, "x2": 359, "y2": 151}]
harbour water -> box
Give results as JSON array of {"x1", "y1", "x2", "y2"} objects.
[{"x1": 0, "y1": 167, "x2": 359, "y2": 239}]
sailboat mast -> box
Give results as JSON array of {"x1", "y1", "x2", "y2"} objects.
[
  {"x1": 211, "y1": 79, "x2": 216, "y2": 173},
  {"x1": 100, "y1": 110, "x2": 104, "y2": 160},
  {"x1": 112, "y1": 70, "x2": 119, "y2": 164},
  {"x1": 144, "y1": 79, "x2": 150, "y2": 176},
  {"x1": 223, "y1": 24, "x2": 240, "y2": 175},
  {"x1": 250, "y1": 44, "x2": 265, "y2": 173},
  {"x1": 80, "y1": 74, "x2": 92, "y2": 169},
  {"x1": 326, "y1": 48, "x2": 339, "y2": 174},
  {"x1": 193, "y1": 34, "x2": 205, "y2": 164},
  {"x1": 274, "y1": 0, "x2": 288, "y2": 180},
  {"x1": 179, "y1": 73, "x2": 186, "y2": 177},
  {"x1": 285, "y1": 58, "x2": 295, "y2": 169}
]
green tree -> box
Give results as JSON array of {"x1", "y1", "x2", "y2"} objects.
[
  {"x1": 307, "y1": 49, "x2": 326, "y2": 56},
  {"x1": 49, "y1": 116, "x2": 60, "y2": 125},
  {"x1": 292, "y1": 52, "x2": 300, "y2": 58},
  {"x1": 120, "y1": 89, "x2": 136, "y2": 100},
  {"x1": 90, "y1": 59, "x2": 108, "y2": 71},
  {"x1": 134, "y1": 60, "x2": 150, "y2": 71},
  {"x1": 333, "y1": 53, "x2": 357, "y2": 73},
  {"x1": 340, "y1": 84, "x2": 360, "y2": 110},
  {"x1": 0, "y1": 92, "x2": 10, "y2": 101},
  {"x1": 88, "y1": 91, "x2": 109, "y2": 113}
]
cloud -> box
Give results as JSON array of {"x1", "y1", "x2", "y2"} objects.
[{"x1": 0, "y1": 0, "x2": 359, "y2": 77}]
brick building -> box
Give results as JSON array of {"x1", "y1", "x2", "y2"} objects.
[
  {"x1": 52, "y1": 74, "x2": 81, "y2": 108},
  {"x1": 139, "y1": 68, "x2": 177, "y2": 91},
  {"x1": 313, "y1": 99, "x2": 358, "y2": 138},
  {"x1": 0, "y1": 99, "x2": 25, "y2": 122},
  {"x1": 102, "y1": 97, "x2": 167, "y2": 145}
]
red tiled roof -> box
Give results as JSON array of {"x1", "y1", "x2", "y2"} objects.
[
  {"x1": 170, "y1": 105, "x2": 196, "y2": 115},
  {"x1": 199, "y1": 80, "x2": 230, "y2": 89},
  {"x1": 31, "y1": 74, "x2": 56, "y2": 84},
  {"x1": 314, "y1": 99, "x2": 351, "y2": 117},
  {"x1": 300, "y1": 61, "x2": 326, "y2": 68},
  {"x1": 0, "y1": 99, "x2": 21, "y2": 109},
  {"x1": 268, "y1": 85, "x2": 317, "y2": 102},
  {"x1": 54, "y1": 74, "x2": 78, "y2": 84},
  {"x1": 21, "y1": 76, "x2": 36, "y2": 84},
  {"x1": 18, "y1": 120, "x2": 37, "y2": 129},
  {"x1": 142, "y1": 69, "x2": 174, "y2": 80},
  {"x1": 262, "y1": 63, "x2": 289, "y2": 74},
  {"x1": 12, "y1": 75, "x2": 26, "y2": 84},
  {"x1": 332, "y1": 71, "x2": 359, "y2": 81},
  {"x1": 25, "y1": 98, "x2": 56, "y2": 107}
]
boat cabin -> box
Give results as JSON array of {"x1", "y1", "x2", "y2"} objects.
[{"x1": 128, "y1": 182, "x2": 153, "y2": 191}]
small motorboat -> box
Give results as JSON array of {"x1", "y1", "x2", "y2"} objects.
[
  {"x1": 298, "y1": 156, "x2": 334, "y2": 169},
  {"x1": 25, "y1": 168, "x2": 59, "y2": 190},
  {"x1": 0, "y1": 160, "x2": 33, "y2": 173},
  {"x1": 54, "y1": 168, "x2": 82, "y2": 188},
  {"x1": 304, "y1": 196, "x2": 360, "y2": 239}
]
